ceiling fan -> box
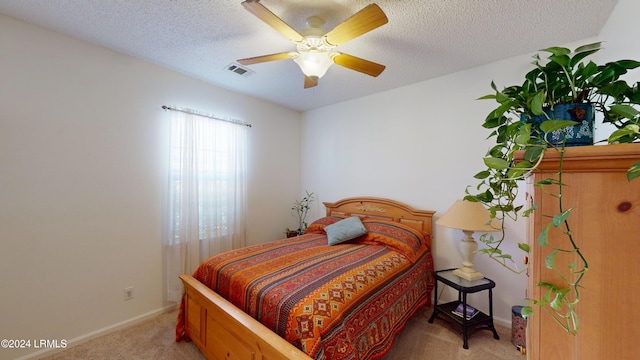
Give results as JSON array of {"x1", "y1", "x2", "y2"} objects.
[{"x1": 237, "y1": 0, "x2": 388, "y2": 88}]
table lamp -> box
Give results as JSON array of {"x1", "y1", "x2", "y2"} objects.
[{"x1": 436, "y1": 200, "x2": 502, "y2": 281}]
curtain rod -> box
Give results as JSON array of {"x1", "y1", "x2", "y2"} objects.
[{"x1": 162, "y1": 105, "x2": 252, "y2": 127}]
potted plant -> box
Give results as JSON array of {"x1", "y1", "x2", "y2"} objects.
[
  {"x1": 465, "y1": 42, "x2": 640, "y2": 334},
  {"x1": 286, "y1": 191, "x2": 315, "y2": 237}
]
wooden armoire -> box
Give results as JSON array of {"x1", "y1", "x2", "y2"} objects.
[{"x1": 520, "y1": 144, "x2": 640, "y2": 360}]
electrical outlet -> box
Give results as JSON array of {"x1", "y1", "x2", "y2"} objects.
[{"x1": 124, "y1": 286, "x2": 134, "y2": 300}]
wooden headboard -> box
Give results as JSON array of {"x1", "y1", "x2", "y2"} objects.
[{"x1": 323, "y1": 197, "x2": 435, "y2": 248}]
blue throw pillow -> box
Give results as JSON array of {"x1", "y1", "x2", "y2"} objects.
[{"x1": 325, "y1": 216, "x2": 368, "y2": 245}]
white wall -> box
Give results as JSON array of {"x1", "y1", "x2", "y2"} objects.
[
  {"x1": 590, "y1": 0, "x2": 640, "y2": 142},
  {"x1": 599, "y1": 0, "x2": 640, "y2": 62},
  {"x1": 301, "y1": 0, "x2": 640, "y2": 327},
  {"x1": 0, "y1": 14, "x2": 301, "y2": 360}
]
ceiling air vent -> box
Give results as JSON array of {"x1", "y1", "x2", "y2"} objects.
[{"x1": 225, "y1": 63, "x2": 254, "y2": 77}]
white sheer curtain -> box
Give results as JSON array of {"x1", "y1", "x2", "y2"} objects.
[{"x1": 164, "y1": 108, "x2": 247, "y2": 302}]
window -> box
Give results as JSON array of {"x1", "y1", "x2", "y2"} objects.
[
  {"x1": 168, "y1": 119, "x2": 236, "y2": 240},
  {"x1": 164, "y1": 107, "x2": 248, "y2": 302}
]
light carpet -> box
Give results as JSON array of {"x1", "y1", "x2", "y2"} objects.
[{"x1": 39, "y1": 306, "x2": 524, "y2": 359}]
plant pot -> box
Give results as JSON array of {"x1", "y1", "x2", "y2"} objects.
[
  {"x1": 286, "y1": 230, "x2": 299, "y2": 238},
  {"x1": 521, "y1": 103, "x2": 594, "y2": 146}
]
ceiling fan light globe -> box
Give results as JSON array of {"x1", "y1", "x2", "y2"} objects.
[{"x1": 293, "y1": 50, "x2": 333, "y2": 79}]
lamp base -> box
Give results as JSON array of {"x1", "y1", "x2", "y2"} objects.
[{"x1": 453, "y1": 268, "x2": 484, "y2": 281}]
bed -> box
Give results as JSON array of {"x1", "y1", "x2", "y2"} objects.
[{"x1": 176, "y1": 197, "x2": 435, "y2": 360}]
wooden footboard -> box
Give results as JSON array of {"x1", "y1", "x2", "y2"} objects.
[{"x1": 180, "y1": 274, "x2": 312, "y2": 360}]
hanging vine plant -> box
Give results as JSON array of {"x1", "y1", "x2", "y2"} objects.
[{"x1": 464, "y1": 42, "x2": 640, "y2": 334}]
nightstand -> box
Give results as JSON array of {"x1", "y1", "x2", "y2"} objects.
[{"x1": 428, "y1": 268, "x2": 500, "y2": 349}]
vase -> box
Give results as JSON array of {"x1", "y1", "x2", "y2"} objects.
[{"x1": 521, "y1": 103, "x2": 594, "y2": 147}]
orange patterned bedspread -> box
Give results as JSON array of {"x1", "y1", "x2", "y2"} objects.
[{"x1": 177, "y1": 218, "x2": 434, "y2": 360}]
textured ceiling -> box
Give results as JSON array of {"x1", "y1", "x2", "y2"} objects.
[{"x1": 0, "y1": 0, "x2": 619, "y2": 112}]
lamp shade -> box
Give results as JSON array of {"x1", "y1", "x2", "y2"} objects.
[{"x1": 436, "y1": 200, "x2": 501, "y2": 232}]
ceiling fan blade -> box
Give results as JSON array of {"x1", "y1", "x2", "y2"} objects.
[
  {"x1": 324, "y1": 4, "x2": 388, "y2": 46},
  {"x1": 237, "y1": 52, "x2": 295, "y2": 65},
  {"x1": 333, "y1": 53, "x2": 385, "y2": 77},
  {"x1": 304, "y1": 76, "x2": 318, "y2": 88},
  {"x1": 242, "y1": 0, "x2": 304, "y2": 42}
]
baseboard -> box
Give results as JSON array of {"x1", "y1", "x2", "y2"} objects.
[
  {"x1": 493, "y1": 315, "x2": 512, "y2": 329},
  {"x1": 14, "y1": 304, "x2": 178, "y2": 360}
]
